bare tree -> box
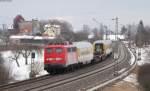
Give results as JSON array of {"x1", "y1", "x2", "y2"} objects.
[
  {"x1": 9, "y1": 50, "x2": 21, "y2": 67},
  {"x1": 135, "y1": 20, "x2": 148, "y2": 47},
  {"x1": 92, "y1": 28, "x2": 102, "y2": 40},
  {"x1": 121, "y1": 25, "x2": 127, "y2": 35},
  {"x1": 20, "y1": 45, "x2": 32, "y2": 65},
  {"x1": 20, "y1": 44, "x2": 41, "y2": 65},
  {"x1": 74, "y1": 25, "x2": 91, "y2": 41}
]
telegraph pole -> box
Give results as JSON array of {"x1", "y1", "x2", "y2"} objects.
[
  {"x1": 112, "y1": 17, "x2": 119, "y2": 40},
  {"x1": 112, "y1": 17, "x2": 119, "y2": 76}
]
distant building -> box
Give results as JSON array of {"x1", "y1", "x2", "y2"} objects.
[
  {"x1": 18, "y1": 20, "x2": 40, "y2": 35},
  {"x1": 103, "y1": 34, "x2": 125, "y2": 40}
]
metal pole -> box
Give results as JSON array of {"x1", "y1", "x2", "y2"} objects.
[
  {"x1": 112, "y1": 17, "x2": 119, "y2": 40},
  {"x1": 116, "y1": 17, "x2": 119, "y2": 76},
  {"x1": 116, "y1": 17, "x2": 118, "y2": 40},
  {"x1": 113, "y1": 46, "x2": 118, "y2": 76},
  {"x1": 112, "y1": 17, "x2": 119, "y2": 76},
  {"x1": 30, "y1": 52, "x2": 35, "y2": 78}
]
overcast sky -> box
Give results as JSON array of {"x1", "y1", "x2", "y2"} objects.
[{"x1": 0, "y1": 0, "x2": 150, "y2": 31}]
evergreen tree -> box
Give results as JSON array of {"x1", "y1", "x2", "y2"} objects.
[
  {"x1": 135, "y1": 20, "x2": 147, "y2": 47},
  {"x1": 121, "y1": 26, "x2": 127, "y2": 35}
]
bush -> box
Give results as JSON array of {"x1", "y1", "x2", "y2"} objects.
[{"x1": 138, "y1": 64, "x2": 150, "y2": 91}]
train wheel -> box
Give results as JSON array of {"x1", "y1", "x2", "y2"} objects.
[
  {"x1": 66, "y1": 68, "x2": 70, "y2": 73},
  {"x1": 71, "y1": 65, "x2": 74, "y2": 72},
  {"x1": 50, "y1": 70, "x2": 55, "y2": 75}
]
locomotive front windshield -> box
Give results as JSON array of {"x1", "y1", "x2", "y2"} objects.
[
  {"x1": 46, "y1": 48, "x2": 52, "y2": 53},
  {"x1": 56, "y1": 48, "x2": 63, "y2": 53},
  {"x1": 95, "y1": 43, "x2": 103, "y2": 53}
]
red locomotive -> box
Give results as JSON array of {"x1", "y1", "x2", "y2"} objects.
[{"x1": 44, "y1": 41, "x2": 93, "y2": 73}]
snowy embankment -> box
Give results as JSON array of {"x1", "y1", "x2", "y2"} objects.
[
  {"x1": 122, "y1": 44, "x2": 150, "y2": 88},
  {"x1": 87, "y1": 42, "x2": 137, "y2": 91},
  {"x1": 121, "y1": 43, "x2": 138, "y2": 86},
  {"x1": 136, "y1": 46, "x2": 150, "y2": 66},
  {"x1": 101, "y1": 43, "x2": 150, "y2": 91},
  {"x1": 0, "y1": 50, "x2": 48, "y2": 83}
]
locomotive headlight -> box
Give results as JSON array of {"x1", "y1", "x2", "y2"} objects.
[
  {"x1": 46, "y1": 58, "x2": 62, "y2": 61},
  {"x1": 56, "y1": 58, "x2": 63, "y2": 60},
  {"x1": 47, "y1": 58, "x2": 54, "y2": 60}
]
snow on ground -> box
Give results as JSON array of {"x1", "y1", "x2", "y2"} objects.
[
  {"x1": 36, "y1": 70, "x2": 49, "y2": 77},
  {"x1": 123, "y1": 41, "x2": 150, "y2": 66},
  {"x1": 122, "y1": 44, "x2": 138, "y2": 86},
  {"x1": 123, "y1": 73, "x2": 138, "y2": 86},
  {"x1": 117, "y1": 43, "x2": 150, "y2": 91},
  {"x1": 128, "y1": 48, "x2": 136, "y2": 65},
  {"x1": 98, "y1": 42, "x2": 150, "y2": 91},
  {"x1": 0, "y1": 49, "x2": 48, "y2": 83},
  {"x1": 12, "y1": 65, "x2": 30, "y2": 81},
  {"x1": 135, "y1": 45, "x2": 150, "y2": 66}
]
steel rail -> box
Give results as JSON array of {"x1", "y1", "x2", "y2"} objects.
[
  {"x1": 86, "y1": 43, "x2": 137, "y2": 91},
  {"x1": 0, "y1": 42, "x2": 123, "y2": 91},
  {"x1": 25, "y1": 43, "x2": 127, "y2": 91}
]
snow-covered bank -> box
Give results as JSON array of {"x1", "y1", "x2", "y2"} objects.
[
  {"x1": 122, "y1": 44, "x2": 138, "y2": 86},
  {"x1": 104, "y1": 43, "x2": 150, "y2": 91},
  {"x1": 0, "y1": 49, "x2": 48, "y2": 83},
  {"x1": 136, "y1": 46, "x2": 150, "y2": 66},
  {"x1": 123, "y1": 73, "x2": 138, "y2": 86}
]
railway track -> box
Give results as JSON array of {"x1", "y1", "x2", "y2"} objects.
[
  {"x1": 0, "y1": 42, "x2": 129, "y2": 91},
  {"x1": 30, "y1": 42, "x2": 128, "y2": 91},
  {"x1": 0, "y1": 55, "x2": 115, "y2": 91}
]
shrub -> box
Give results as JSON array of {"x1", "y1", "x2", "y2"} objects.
[{"x1": 138, "y1": 64, "x2": 150, "y2": 91}]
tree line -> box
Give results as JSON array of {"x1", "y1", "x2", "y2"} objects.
[{"x1": 121, "y1": 20, "x2": 150, "y2": 47}]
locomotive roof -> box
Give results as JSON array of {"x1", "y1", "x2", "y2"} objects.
[
  {"x1": 45, "y1": 44, "x2": 75, "y2": 48},
  {"x1": 45, "y1": 41, "x2": 92, "y2": 48}
]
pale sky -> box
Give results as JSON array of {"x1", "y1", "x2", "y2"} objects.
[{"x1": 0, "y1": 0, "x2": 150, "y2": 31}]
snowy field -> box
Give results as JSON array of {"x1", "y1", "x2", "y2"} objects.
[
  {"x1": 102, "y1": 42, "x2": 150, "y2": 91},
  {"x1": 0, "y1": 49, "x2": 48, "y2": 83},
  {"x1": 122, "y1": 42, "x2": 150, "y2": 89}
]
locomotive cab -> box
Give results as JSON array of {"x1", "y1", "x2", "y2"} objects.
[
  {"x1": 93, "y1": 43, "x2": 104, "y2": 61},
  {"x1": 44, "y1": 45, "x2": 66, "y2": 72},
  {"x1": 93, "y1": 40, "x2": 112, "y2": 62},
  {"x1": 94, "y1": 43, "x2": 104, "y2": 55}
]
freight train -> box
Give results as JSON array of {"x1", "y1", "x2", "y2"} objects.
[{"x1": 44, "y1": 40, "x2": 112, "y2": 73}]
